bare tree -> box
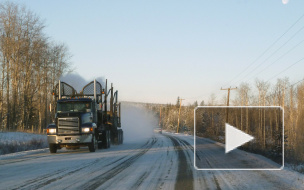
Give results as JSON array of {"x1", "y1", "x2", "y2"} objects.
[
  {"x1": 0, "y1": 2, "x2": 71, "y2": 132},
  {"x1": 236, "y1": 83, "x2": 250, "y2": 131},
  {"x1": 255, "y1": 79, "x2": 269, "y2": 148}
]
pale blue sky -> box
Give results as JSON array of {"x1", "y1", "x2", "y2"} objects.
[{"x1": 12, "y1": 0, "x2": 304, "y2": 104}]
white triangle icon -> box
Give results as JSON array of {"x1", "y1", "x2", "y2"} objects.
[{"x1": 225, "y1": 123, "x2": 254, "y2": 153}]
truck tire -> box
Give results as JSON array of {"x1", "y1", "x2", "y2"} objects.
[
  {"x1": 117, "y1": 130, "x2": 121, "y2": 145},
  {"x1": 97, "y1": 131, "x2": 103, "y2": 149},
  {"x1": 120, "y1": 130, "x2": 123, "y2": 144},
  {"x1": 98, "y1": 141, "x2": 103, "y2": 149},
  {"x1": 103, "y1": 130, "x2": 111, "y2": 149},
  {"x1": 89, "y1": 135, "x2": 97, "y2": 152},
  {"x1": 107, "y1": 130, "x2": 111, "y2": 148},
  {"x1": 49, "y1": 144, "x2": 57, "y2": 153},
  {"x1": 117, "y1": 130, "x2": 122, "y2": 145},
  {"x1": 114, "y1": 130, "x2": 119, "y2": 145},
  {"x1": 102, "y1": 131, "x2": 107, "y2": 149}
]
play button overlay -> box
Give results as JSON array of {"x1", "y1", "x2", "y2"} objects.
[
  {"x1": 194, "y1": 106, "x2": 284, "y2": 170},
  {"x1": 225, "y1": 123, "x2": 254, "y2": 153}
]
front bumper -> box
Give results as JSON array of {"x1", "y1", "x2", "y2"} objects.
[{"x1": 47, "y1": 134, "x2": 93, "y2": 144}]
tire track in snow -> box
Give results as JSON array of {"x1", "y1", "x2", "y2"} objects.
[
  {"x1": 204, "y1": 158, "x2": 222, "y2": 190},
  {"x1": 165, "y1": 135, "x2": 194, "y2": 190},
  {"x1": 13, "y1": 139, "x2": 155, "y2": 190},
  {"x1": 167, "y1": 134, "x2": 223, "y2": 190},
  {"x1": 11, "y1": 157, "x2": 102, "y2": 190},
  {"x1": 11, "y1": 168, "x2": 68, "y2": 190},
  {"x1": 81, "y1": 137, "x2": 158, "y2": 190},
  {"x1": 130, "y1": 171, "x2": 150, "y2": 189},
  {"x1": 10, "y1": 147, "x2": 138, "y2": 190},
  {"x1": 0, "y1": 154, "x2": 51, "y2": 166},
  {"x1": 176, "y1": 137, "x2": 219, "y2": 189},
  {"x1": 195, "y1": 141, "x2": 228, "y2": 190}
]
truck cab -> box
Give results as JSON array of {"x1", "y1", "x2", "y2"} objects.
[
  {"x1": 47, "y1": 79, "x2": 123, "y2": 153},
  {"x1": 47, "y1": 98, "x2": 98, "y2": 153}
]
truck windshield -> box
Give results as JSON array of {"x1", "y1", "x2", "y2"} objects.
[{"x1": 57, "y1": 102, "x2": 91, "y2": 113}]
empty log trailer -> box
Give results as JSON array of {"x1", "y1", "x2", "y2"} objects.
[{"x1": 46, "y1": 79, "x2": 123, "y2": 153}]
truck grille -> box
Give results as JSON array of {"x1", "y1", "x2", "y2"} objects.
[{"x1": 58, "y1": 117, "x2": 79, "y2": 134}]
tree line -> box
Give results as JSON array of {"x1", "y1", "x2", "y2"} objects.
[
  {"x1": 196, "y1": 107, "x2": 283, "y2": 162},
  {"x1": 0, "y1": 2, "x2": 71, "y2": 132},
  {"x1": 147, "y1": 78, "x2": 304, "y2": 164}
]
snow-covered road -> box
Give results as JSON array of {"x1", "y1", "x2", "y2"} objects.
[{"x1": 1, "y1": 132, "x2": 304, "y2": 190}]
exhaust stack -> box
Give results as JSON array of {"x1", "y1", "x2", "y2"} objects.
[{"x1": 59, "y1": 80, "x2": 61, "y2": 99}]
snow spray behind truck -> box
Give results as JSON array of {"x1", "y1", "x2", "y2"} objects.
[{"x1": 46, "y1": 79, "x2": 123, "y2": 153}]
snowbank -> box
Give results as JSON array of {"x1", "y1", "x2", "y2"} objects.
[{"x1": 0, "y1": 132, "x2": 48, "y2": 155}]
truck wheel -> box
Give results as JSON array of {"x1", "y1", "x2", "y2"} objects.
[
  {"x1": 107, "y1": 130, "x2": 111, "y2": 148},
  {"x1": 117, "y1": 130, "x2": 121, "y2": 145},
  {"x1": 89, "y1": 135, "x2": 97, "y2": 152},
  {"x1": 103, "y1": 130, "x2": 110, "y2": 149},
  {"x1": 102, "y1": 131, "x2": 107, "y2": 149},
  {"x1": 120, "y1": 130, "x2": 123, "y2": 144},
  {"x1": 118, "y1": 130, "x2": 122, "y2": 144},
  {"x1": 49, "y1": 144, "x2": 57, "y2": 153},
  {"x1": 114, "y1": 131, "x2": 119, "y2": 145},
  {"x1": 98, "y1": 142, "x2": 103, "y2": 149},
  {"x1": 97, "y1": 132, "x2": 103, "y2": 149}
]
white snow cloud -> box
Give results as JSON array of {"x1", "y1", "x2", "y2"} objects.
[{"x1": 121, "y1": 103, "x2": 156, "y2": 143}]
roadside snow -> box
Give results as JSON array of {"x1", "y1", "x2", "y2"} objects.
[
  {"x1": 165, "y1": 131, "x2": 304, "y2": 189},
  {"x1": 0, "y1": 132, "x2": 48, "y2": 155}
]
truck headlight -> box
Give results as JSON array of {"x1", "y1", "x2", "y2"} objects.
[
  {"x1": 82, "y1": 127, "x2": 93, "y2": 133},
  {"x1": 47, "y1": 128, "x2": 56, "y2": 134}
]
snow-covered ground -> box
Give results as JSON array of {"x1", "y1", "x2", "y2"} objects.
[
  {"x1": 1, "y1": 104, "x2": 304, "y2": 189},
  {"x1": 1, "y1": 132, "x2": 304, "y2": 190},
  {"x1": 168, "y1": 132, "x2": 304, "y2": 189},
  {"x1": 0, "y1": 132, "x2": 48, "y2": 155}
]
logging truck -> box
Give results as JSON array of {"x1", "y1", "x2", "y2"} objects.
[{"x1": 46, "y1": 79, "x2": 123, "y2": 153}]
